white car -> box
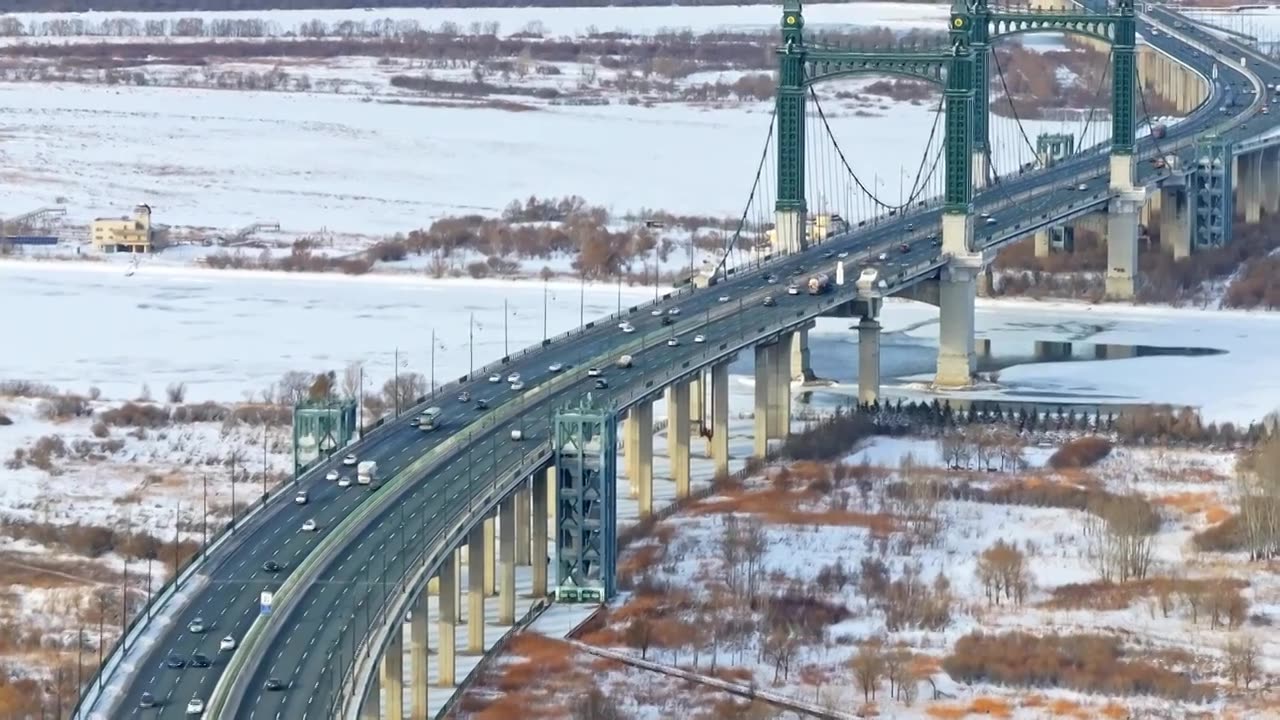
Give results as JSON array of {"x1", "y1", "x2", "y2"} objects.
[
  {"x1": 985, "y1": 216, "x2": 997, "y2": 225},
  {"x1": 620, "y1": 323, "x2": 636, "y2": 334},
  {"x1": 186, "y1": 696, "x2": 205, "y2": 716},
  {"x1": 718, "y1": 295, "x2": 730, "y2": 303},
  {"x1": 219, "y1": 635, "x2": 236, "y2": 652},
  {"x1": 877, "y1": 252, "x2": 889, "y2": 261},
  {"x1": 1077, "y1": 183, "x2": 1088, "y2": 191},
  {"x1": 488, "y1": 373, "x2": 501, "y2": 383},
  {"x1": 549, "y1": 362, "x2": 564, "y2": 373},
  {"x1": 342, "y1": 454, "x2": 357, "y2": 466},
  {"x1": 650, "y1": 309, "x2": 663, "y2": 316},
  {"x1": 510, "y1": 381, "x2": 526, "y2": 391},
  {"x1": 506, "y1": 372, "x2": 520, "y2": 383},
  {"x1": 587, "y1": 367, "x2": 601, "y2": 377},
  {"x1": 325, "y1": 469, "x2": 339, "y2": 481},
  {"x1": 787, "y1": 285, "x2": 800, "y2": 295},
  {"x1": 694, "y1": 334, "x2": 706, "y2": 344},
  {"x1": 294, "y1": 491, "x2": 308, "y2": 505},
  {"x1": 666, "y1": 338, "x2": 679, "y2": 347},
  {"x1": 837, "y1": 251, "x2": 849, "y2": 259},
  {"x1": 302, "y1": 519, "x2": 318, "y2": 532},
  {"x1": 338, "y1": 476, "x2": 352, "y2": 488},
  {"x1": 667, "y1": 307, "x2": 681, "y2": 315},
  {"x1": 188, "y1": 618, "x2": 206, "y2": 634}
]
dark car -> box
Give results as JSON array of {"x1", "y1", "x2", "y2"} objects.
[
  {"x1": 262, "y1": 560, "x2": 282, "y2": 573},
  {"x1": 190, "y1": 654, "x2": 211, "y2": 668},
  {"x1": 265, "y1": 678, "x2": 285, "y2": 692},
  {"x1": 899, "y1": 243, "x2": 911, "y2": 253},
  {"x1": 139, "y1": 692, "x2": 157, "y2": 708},
  {"x1": 763, "y1": 296, "x2": 776, "y2": 307},
  {"x1": 594, "y1": 378, "x2": 609, "y2": 389},
  {"x1": 475, "y1": 399, "x2": 489, "y2": 410},
  {"x1": 165, "y1": 654, "x2": 186, "y2": 669},
  {"x1": 660, "y1": 316, "x2": 674, "y2": 326},
  {"x1": 457, "y1": 391, "x2": 470, "y2": 403}
]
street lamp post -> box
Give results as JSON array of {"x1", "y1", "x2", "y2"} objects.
[
  {"x1": 393, "y1": 347, "x2": 400, "y2": 417},
  {"x1": 504, "y1": 298, "x2": 509, "y2": 357},
  {"x1": 542, "y1": 280, "x2": 548, "y2": 342},
  {"x1": 430, "y1": 329, "x2": 436, "y2": 395}
]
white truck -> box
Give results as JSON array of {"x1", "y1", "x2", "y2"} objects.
[
  {"x1": 418, "y1": 406, "x2": 443, "y2": 431},
  {"x1": 616, "y1": 354, "x2": 634, "y2": 369},
  {"x1": 357, "y1": 461, "x2": 378, "y2": 487}
]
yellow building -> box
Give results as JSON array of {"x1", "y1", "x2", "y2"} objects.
[{"x1": 92, "y1": 204, "x2": 152, "y2": 252}]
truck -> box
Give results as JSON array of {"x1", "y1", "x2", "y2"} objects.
[
  {"x1": 616, "y1": 354, "x2": 634, "y2": 369},
  {"x1": 357, "y1": 461, "x2": 378, "y2": 487},
  {"x1": 1150, "y1": 123, "x2": 1167, "y2": 140},
  {"x1": 806, "y1": 273, "x2": 832, "y2": 295},
  {"x1": 418, "y1": 406, "x2": 442, "y2": 431}
]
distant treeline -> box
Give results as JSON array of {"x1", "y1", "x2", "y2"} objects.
[{"x1": 6, "y1": 0, "x2": 918, "y2": 12}]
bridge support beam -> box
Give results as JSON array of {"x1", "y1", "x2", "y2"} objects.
[
  {"x1": 516, "y1": 484, "x2": 531, "y2": 566},
  {"x1": 771, "y1": 333, "x2": 792, "y2": 440},
  {"x1": 1034, "y1": 229, "x2": 1050, "y2": 258},
  {"x1": 409, "y1": 589, "x2": 429, "y2": 718},
  {"x1": 1160, "y1": 186, "x2": 1192, "y2": 260},
  {"x1": 381, "y1": 624, "x2": 404, "y2": 720},
  {"x1": 532, "y1": 468, "x2": 549, "y2": 597},
  {"x1": 437, "y1": 550, "x2": 458, "y2": 687},
  {"x1": 360, "y1": 670, "x2": 380, "y2": 720},
  {"x1": 936, "y1": 262, "x2": 979, "y2": 389},
  {"x1": 689, "y1": 371, "x2": 704, "y2": 440},
  {"x1": 790, "y1": 327, "x2": 814, "y2": 382},
  {"x1": 499, "y1": 494, "x2": 516, "y2": 625},
  {"x1": 669, "y1": 380, "x2": 692, "y2": 499},
  {"x1": 858, "y1": 314, "x2": 881, "y2": 404},
  {"x1": 775, "y1": 209, "x2": 807, "y2": 254},
  {"x1": 467, "y1": 525, "x2": 486, "y2": 654},
  {"x1": 631, "y1": 400, "x2": 654, "y2": 518},
  {"x1": 1241, "y1": 150, "x2": 1263, "y2": 224},
  {"x1": 1262, "y1": 147, "x2": 1280, "y2": 217},
  {"x1": 710, "y1": 361, "x2": 730, "y2": 479},
  {"x1": 753, "y1": 343, "x2": 772, "y2": 458},
  {"x1": 1105, "y1": 186, "x2": 1145, "y2": 301},
  {"x1": 483, "y1": 517, "x2": 496, "y2": 596}
]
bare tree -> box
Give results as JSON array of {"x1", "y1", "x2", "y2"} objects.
[
  {"x1": 1225, "y1": 635, "x2": 1260, "y2": 690},
  {"x1": 165, "y1": 382, "x2": 187, "y2": 403},
  {"x1": 851, "y1": 642, "x2": 884, "y2": 703},
  {"x1": 1083, "y1": 495, "x2": 1156, "y2": 583},
  {"x1": 741, "y1": 516, "x2": 769, "y2": 603},
  {"x1": 341, "y1": 360, "x2": 363, "y2": 399},
  {"x1": 308, "y1": 370, "x2": 336, "y2": 401},
  {"x1": 568, "y1": 683, "x2": 628, "y2": 720},
  {"x1": 623, "y1": 617, "x2": 653, "y2": 660},
  {"x1": 279, "y1": 370, "x2": 312, "y2": 405},
  {"x1": 381, "y1": 372, "x2": 426, "y2": 412},
  {"x1": 975, "y1": 540, "x2": 1030, "y2": 606}
]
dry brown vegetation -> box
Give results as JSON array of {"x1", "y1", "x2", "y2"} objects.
[
  {"x1": 943, "y1": 631, "x2": 1215, "y2": 702},
  {"x1": 1047, "y1": 436, "x2": 1113, "y2": 469}
]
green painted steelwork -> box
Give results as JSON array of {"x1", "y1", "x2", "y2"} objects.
[
  {"x1": 969, "y1": 0, "x2": 992, "y2": 159},
  {"x1": 946, "y1": 1, "x2": 976, "y2": 215},
  {"x1": 553, "y1": 396, "x2": 618, "y2": 602},
  {"x1": 776, "y1": 0, "x2": 807, "y2": 214},
  {"x1": 1037, "y1": 132, "x2": 1077, "y2": 166},
  {"x1": 291, "y1": 399, "x2": 357, "y2": 475}
]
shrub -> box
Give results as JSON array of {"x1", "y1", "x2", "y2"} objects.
[
  {"x1": 171, "y1": 402, "x2": 230, "y2": 423},
  {"x1": 0, "y1": 413, "x2": 11, "y2": 426},
  {"x1": 0, "y1": 380, "x2": 58, "y2": 398},
  {"x1": 165, "y1": 381, "x2": 187, "y2": 403},
  {"x1": 38, "y1": 393, "x2": 89, "y2": 420},
  {"x1": 99, "y1": 401, "x2": 170, "y2": 428},
  {"x1": 90, "y1": 421, "x2": 109, "y2": 438},
  {"x1": 1048, "y1": 436, "x2": 1113, "y2": 469},
  {"x1": 1192, "y1": 513, "x2": 1244, "y2": 553}
]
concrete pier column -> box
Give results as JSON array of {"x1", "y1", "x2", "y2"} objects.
[
  {"x1": 936, "y1": 264, "x2": 978, "y2": 388},
  {"x1": 1034, "y1": 229, "x2": 1050, "y2": 258},
  {"x1": 1243, "y1": 151, "x2": 1263, "y2": 223},
  {"x1": 670, "y1": 380, "x2": 691, "y2": 499},
  {"x1": 1105, "y1": 188, "x2": 1144, "y2": 301},
  {"x1": 858, "y1": 316, "x2": 881, "y2": 403},
  {"x1": 689, "y1": 371, "x2": 704, "y2": 435},
  {"x1": 775, "y1": 209, "x2": 807, "y2": 254},
  {"x1": 499, "y1": 494, "x2": 516, "y2": 625},
  {"x1": 532, "y1": 468, "x2": 549, "y2": 597},
  {"x1": 769, "y1": 335, "x2": 792, "y2": 441},
  {"x1": 790, "y1": 327, "x2": 814, "y2": 382},
  {"x1": 381, "y1": 625, "x2": 404, "y2": 720},
  {"x1": 361, "y1": 672, "x2": 381, "y2": 720},
  {"x1": 409, "y1": 590, "x2": 428, "y2": 718},
  {"x1": 623, "y1": 409, "x2": 639, "y2": 498},
  {"x1": 467, "y1": 525, "x2": 486, "y2": 654},
  {"x1": 633, "y1": 399, "x2": 654, "y2": 518},
  {"x1": 753, "y1": 343, "x2": 772, "y2": 458},
  {"x1": 437, "y1": 551, "x2": 458, "y2": 687},
  {"x1": 1262, "y1": 147, "x2": 1280, "y2": 216},
  {"x1": 710, "y1": 362, "x2": 730, "y2": 479},
  {"x1": 515, "y1": 485, "x2": 531, "y2": 566},
  {"x1": 1160, "y1": 186, "x2": 1192, "y2": 260},
  {"x1": 482, "y1": 517, "x2": 496, "y2": 596}
]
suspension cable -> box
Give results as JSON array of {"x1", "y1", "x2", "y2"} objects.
[{"x1": 710, "y1": 108, "x2": 777, "y2": 279}]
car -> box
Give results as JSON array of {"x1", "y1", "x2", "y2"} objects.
[
  {"x1": 1265, "y1": 106, "x2": 1272, "y2": 115},
  {"x1": 766, "y1": 276, "x2": 778, "y2": 285},
  {"x1": 139, "y1": 692, "x2": 157, "y2": 708},
  {"x1": 877, "y1": 252, "x2": 889, "y2": 261},
  {"x1": 667, "y1": 307, "x2": 681, "y2": 316},
  {"x1": 488, "y1": 373, "x2": 501, "y2": 383},
  {"x1": 620, "y1": 323, "x2": 636, "y2": 333},
  {"x1": 265, "y1": 678, "x2": 285, "y2": 692},
  {"x1": 190, "y1": 653, "x2": 211, "y2": 668},
  {"x1": 906, "y1": 223, "x2": 914, "y2": 231},
  {"x1": 718, "y1": 295, "x2": 730, "y2": 303},
  {"x1": 294, "y1": 491, "x2": 308, "y2": 505},
  {"x1": 302, "y1": 519, "x2": 318, "y2": 532},
  {"x1": 985, "y1": 217, "x2": 997, "y2": 225},
  {"x1": 219, "y1": 635, "x2": 236, "y2": 652},
  {"x1": 262, "y1": 560, "x2": 282, "y2": 573},
  {"x1": 661, "y1": 316, "x2": 674, "y2": 326},
  {"x1": 409, "y1": 416, "x2": 420, "y2": 427},
  {"x1": 186, "y1": 697, "x2": 205, "y2": 716},
  {"x1": 763, "y1": 296, "x2": 776, "y2": 307},
  {"x1": 594, "y1": 378, "x2": 609, "y2": 389},
  {"x1": 666, "y1": 337, "x2": 680, "y2": 347},
  {"x1": 458, "y1": 391, "x2": 471, "y2": 402},
  {"x1": 166, "y1": 654, "x2": 186, "y2": 669},
  {"x1": 899, "y1": 243, "x2": 910, "y2": 253},
  {"x1": 837, "y1": 251, "x2": 849, "y2": 259},
  {"x1": 342, "y1": 454, "x2": 357, "y2": 466},
  {"x1": 694, "y1": 334, "x2": 706, "y2": 344},
  {"x1": 188, "y1": 618, "x2": 206, "y2": 634},
  {"x1": 338, "y1": 476, "x2": 352, "y2": 488},
  {"x1": 979, "y1": 212, "x2": 990, "y2": 219},
  {"x1": 650, "y1": 309, "x2": 663, "y2": 316},
  {"x1": 476, "y1": 399, "x2": 489, "y2": 410},
  {"x1": 822, "y1": 250, "x2": 834, "y2": 258},
  {"x1": 587, "y1": 367, "x2": 601, "y2": 377},
  {"x1": 325, "y1": 469, "x2": 339, "y2": 481},
  {"x1": 549, "y1": 362, "x2": 564, "y2": 372},
  {"x1": 510, "y1": 381, "x2": 526, "y2": 391},
  {"x1": 787, "y1": 285, "x2": 800, "y2": 295},
  {"x1": 506, "y1": 372, "x2": 520, "y2": 383},
  {"x1": 1077, "y1": 183, "x2": 1088, "y2": 191}
]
